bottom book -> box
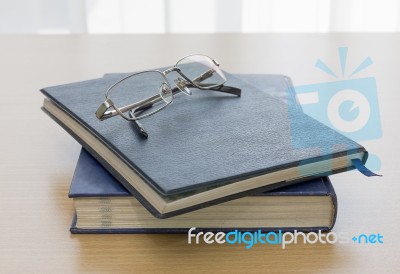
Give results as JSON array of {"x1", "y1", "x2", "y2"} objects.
[{"x1": 69, "y1": 149, "x2": 338, "y2": 234}]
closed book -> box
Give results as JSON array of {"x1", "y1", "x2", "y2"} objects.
[
  {"x1": 70, "y1": 149, "x2": 337, "y2": 234},
  {"x1": 40, "y1": 71, "x2": 367, "y2": 218}
]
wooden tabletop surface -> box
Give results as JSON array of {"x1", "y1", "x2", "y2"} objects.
[{"x1": 0, "y1": 34, "x2": 398, "y2": 273}]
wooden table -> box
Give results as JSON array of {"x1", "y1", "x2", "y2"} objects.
[{"x1": 0, "y1": 34, "x2": 399, "y2": 273}]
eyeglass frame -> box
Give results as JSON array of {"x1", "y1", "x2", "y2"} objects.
[
  {"x1": 95, "y1": 54, "x2": 241, "y2": 137},
  {"x1": 96, "y1": 54, "x2": 241, "y2": 121}
]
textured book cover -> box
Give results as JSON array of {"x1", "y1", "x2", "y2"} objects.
[{"x1": 41, "y1": 71, "x2": 366, "y2": 218}]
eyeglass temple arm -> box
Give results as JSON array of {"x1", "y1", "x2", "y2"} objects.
[
  {"x1": 96, "y1": 84, "x2": 241, "y2": 121},
  {"x1": 95, "y1": 83, "x2": 241, "y2": 121},
  {"x1": 129, "y1": 104, "x2": 153, "y2": 138},
  {"x1": 127, "y1": 83, "x2": 241, "y2": 137},
  {"x1": 190, "y1": 69, "x2": 241, "y2": 97},
  {"x1": 194, "y1": 83, "x2": 241, "y2": 97},
  {"x1": 96, "y1": 93, "x2": 161, "y2": 120}
]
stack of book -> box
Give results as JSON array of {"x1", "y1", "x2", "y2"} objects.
[{"x1": 40, "y1": 72, "x2": 369, "y2": 234}]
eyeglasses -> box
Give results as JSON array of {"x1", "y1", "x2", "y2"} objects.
[{"x1": 95, "y1": 54, "x2": 241, "y2": 138}]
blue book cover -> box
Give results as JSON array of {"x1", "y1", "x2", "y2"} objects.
[
  {"x1": 70, "y1": 148, "x2": 337, "y2": 234},
  {"x1": 41, "y1": 71, "x2": 366, "y2": 218}
]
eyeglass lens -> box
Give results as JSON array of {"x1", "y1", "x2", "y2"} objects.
[
  {"x1": 176, "y1": 55, "x2": 226, "y2": 88},
  {"x1": 107, "y1": 71, "x2": 172, "y2": 119}
]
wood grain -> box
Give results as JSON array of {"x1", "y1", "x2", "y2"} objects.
[{"x1": 0, "y1": 34, "x2": 398, "y2": 273}]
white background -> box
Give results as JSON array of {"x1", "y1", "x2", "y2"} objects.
[{"x1": 1, "y1": 0, "x2": 400, "y2": 34}]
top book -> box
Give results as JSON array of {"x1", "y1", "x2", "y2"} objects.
[{"x1": 41, "y1": 72, "x2": 367, "y2": 218}]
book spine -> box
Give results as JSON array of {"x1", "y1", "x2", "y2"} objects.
[{"x1": 323, "y1": 177, "x2": 338, "y2": 230}]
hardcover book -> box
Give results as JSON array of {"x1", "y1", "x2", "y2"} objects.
[
  {"x1": 70, "y1": 149, "x2": 337, "y2": 233},
  {"x1": 40, "y1": 71, "x2": 367, "y2": 218}
]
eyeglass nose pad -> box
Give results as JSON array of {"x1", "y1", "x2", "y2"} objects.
[
  {"x1": 159, "y1": 83, "x2": 173, "y2": 104},
  {"x1": 174, "y1": 77, "x2": 192, "y2": 96}
]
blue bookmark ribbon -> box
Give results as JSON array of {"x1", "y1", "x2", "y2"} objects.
[{"x1": 352, "y1": 159, "x2": 382, "y2": 177}]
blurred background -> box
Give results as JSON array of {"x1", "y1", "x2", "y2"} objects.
[{"x1": 1, "y1": 0, "x2": 399, "y2": 34}]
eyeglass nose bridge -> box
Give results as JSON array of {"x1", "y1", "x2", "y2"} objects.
[
  {"x1": 174, "y1": 77, "x2": 192, "y2": 95},
  {"x1": 163, "y1": 67, "x2": 177, "y2": 75}
]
